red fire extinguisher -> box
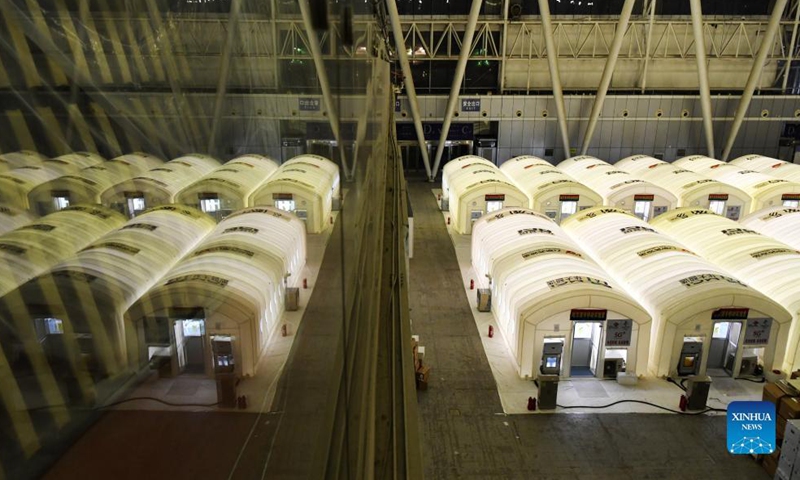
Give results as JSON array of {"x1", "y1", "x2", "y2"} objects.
[
  {"x1": 470, "y1": 279, "x2": 474, "y2": 290},
  {"x1": 437, "y1": 193, "x2": 441, "y2": 201},
  {"x1": 679, "y1": 394, "x2": 687, "y2": 412},
  {"x1": 303, "y1": 278, "x2": 308, "y2": 289},
  {"x1": 281, "y1": 324, "x2": 288, "y2": 337},
  {"x1": 527, "y1": 396, "x2": 537, "y2": 411},
  {"x1": 488, "y1": 325, "x2": 494, "y2": 338},
  {"x1": 330, "y1": 216, "x2": 333, "y2": 224}
]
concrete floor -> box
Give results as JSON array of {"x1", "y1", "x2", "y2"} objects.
[{"x1": 406, "y1": 179, "x2": 768, "y2": 479}]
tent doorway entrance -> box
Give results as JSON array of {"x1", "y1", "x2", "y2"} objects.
[{"x1": 570, "y1": 321, "x2": 602, "y2": 377}]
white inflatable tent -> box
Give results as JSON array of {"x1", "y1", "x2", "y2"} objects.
[
  {"x1": 441, "y1": 155, "x2": 496, "y2": 209},
  {"x1": 500, "y1": 156, "x2": 603, "y2": 223},
  {"x1": 731, "y1": 154, "x2": 800, "y2": 185},
  {"x1": 176, "y1": 154, "x2": 279, "y2": 220},
  {"x1": 102, "y1": 154, "x2": 220, "y2": 218},
  {"x1": 0, "y1": 205, "x2": 215, "y2": 418},
  {"x1": 0, "y1": 205, "x2": 35, "y2": 235},
  {"x1": 652, "y1": 208, "x2": 800, "y2": 372},
  {"x1": 562, "y1": 206, "x2": 790, "y2": 378},
  {"x1": 0, "y1": 164, "x2": 83, "y2": 211},
  {"x1": 28, "y1": 153, "x2": 164, "y2": 216},
  {"x1": 741, "y1": 206, "x2": 800, "y2": 249},
  {"x1": 472, "y1": 208, "x2": 651, "y2": 380},
  {"x1": 616, "y1": 155, "x2": 751, "y2": 220},
  {"x1": 0, "y1": 151, "x2": 48, "y2": 172},
  {"x1": 447, "y1": 162, "x2": 527, "y2": 235},
  {"x1": 0, "y1": 205, "x2": 126, "y2": 298},
  {"x1": 127, "y1": 206, "x2": 306, "y2": 378},
  {"x1": 249, "y1": 154, "x2": 340, "y2": 234},
  {"x1": 674, "y1": 155, "x2": 800, "y2": 213},
  {"x1": 47, "y1": 152, "x2": 105, "y2": 171},
  {"x1": 557, "y1": 156, "x2": 677, "y2": 221}
]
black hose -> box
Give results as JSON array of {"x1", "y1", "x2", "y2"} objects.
[
  {"x1": 555, "y1": 399, "x2": 726, "y2": 415},
  {"x1": 99, "y1": 397, "x2": 220, "y2": 409},
  {"x1": 666, "y1": 377, "x2": 687, "y2": 391}
]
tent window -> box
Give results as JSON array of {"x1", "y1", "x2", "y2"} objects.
[
  {"x1": 275, "y1": 199, "x2": 295, "y2": 212},
  {"x1": 560, "y1": 200, "x2": 577, "y2": 220},
  {"x1": 127, "y1": 197, "x2": 146, "y2": 217},
  {"x1": 573, "y1": 322, "x2": 593, "y2": 339},
  {"x1": 784, "y1": 199, "x2": 799, "y2": 208},
  {"x1": 200, "y1": 198, "x2": 221, "y2": 213},
  {"x1": 708, "y1": 200, "x2": 726, "y2": 215},
  {"x1": 486, "y1": 200, "x2": 503, "y2": 213},
  {"x1": 633, "y1": 200, "x2": 651, "y2": 221},
  {"x1": 52, "y1": 196, "x2": 70, "y2": 211}
]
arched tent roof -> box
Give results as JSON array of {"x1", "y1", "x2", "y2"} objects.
[
  {"x1": 740, "y1": 206, "x2": 800, "y2": 251},
  {"x1": 102, "y1": 153, "x2": 221, "y2": 203},
  {"x1": 251, "y1": 154, "x2": 340, "y2": 203},
  {"x1": 557, "y1": 156, "x2": 677, "y2": 206},
  {"x1": 651, "y1": 207, "x2": 800, "y2": 371},
  {"x1": 0, "y1": 205, "x2": 126, "y2": 298},
  {"x1": 562, "y1": 206, "x2": 791, "y2": 376},
  {"x1": 47, "y1": 152, "x2": 105, "y2": 172},
  {"x1": 0, "y1": 164, "x2": 78, "y2": 210},
  {"x1": 674, "y1": 155, "x2": 800, "y2": 210},
  {"x1": 0, "y1": 205, "x2": 215, "y2": 401},
  {"x1": 0, "y1": 151, "x2": 47, "y2": 172},
  {"x1": 0, "y1": 205, "x2": 35, "y2": 235},
  {"x1": 442, "y1": 155, "x2": 495, "y2": 198},
  {"x1": 731, "y1": 154, "x2": 800, "y2": 184},
  {"x1": 448, "y1": 162, "x2": 527, "y2": 232},
  {"x1": 472, "y1": 207, "x2": 651, "y2": 377},
  {"x1": 616, "y1": 155, "x2": 751, "y2": 210},
  {"x1": 500, "y1": 156, "x2": 602, "y2": 208},
  {"x1": 128, "y1": 206, "x2": 306, "y2": 376},
  {"x1": 176, "y1": 154, "x2": 279, "y2": 207},
  {"x1": 28, "y1": 153, "x2": 165, "y2": 211}
]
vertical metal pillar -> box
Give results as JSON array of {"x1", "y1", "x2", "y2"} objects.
[
  {"x1": 499, "y1": 0, "x2": 510, "y2": 93},
  {"x1": 722, "y1": 0, "x2": 788, "y2": 160},
  {"x1": 690, "y1": 0, "x2": 716, "y2": 158},
  {"x1": 580, "y1": 0, "x2": 636, "y2": 155},
  {"x1": 430, "y1": 0, "x2": 483, "y2": 180},
  {"x1": 208, "y1": 0, "x2": 243, "y2": 154},
  {"x1": 385, "y1": 0, "x2": 432, "y2": 179},
  {"x1": 782, "y1": 0, "x2": 800, "y2": 92},
  {"x1": 298, "y1": 0, "x2": 350, "y2": 176},
  {"x1": 538, "y1": 0, "x2": 570, "y2": 157},
  {"x1": 639, "y1": 0, "x2": 656, "y2": 92}
]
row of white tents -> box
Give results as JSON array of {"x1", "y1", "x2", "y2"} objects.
[
  {"x1": 471, "y1": 203, "x2": 800, "y2": 385},
  {"x1": 0, "y1": 151, "x2": 340, "y2": 233},
  {"x1": 451, "y1": 152, "x2": 800, "y2": 386},
  {"x1": 444, "y1": 153, "x2": 800, "y2": 234},
  {"x1": 0, "y1": 203, "x2": 308, "y2": 457}
]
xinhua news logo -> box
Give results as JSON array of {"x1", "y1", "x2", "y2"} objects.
[{"x1": 727, "y1": 401, "x2": 775, "y2": 455}]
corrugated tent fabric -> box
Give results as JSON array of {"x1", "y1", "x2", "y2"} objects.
[
  {"x1": 0, "y1": 205, "x2": 35, "y2": 235},
  {"x1": 731, "y1": 155, "x2": 800, "y2": 184},
  {"x1": 652, "y1": 208, "x2": 800, "y2": 371}
]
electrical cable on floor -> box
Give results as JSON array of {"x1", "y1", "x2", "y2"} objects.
[
  {"x1": 98, "y1": 397, "x2": 220, "y2": 409},
  {"x1": 665, "y1": 377, "x2": 686, "y2": 391},
  {"x1": 555, "y1": 399, "x2": 727, "y2": 415},
  {"x1": 737, "y1": 377, "x2": 766, "y2": 384}
]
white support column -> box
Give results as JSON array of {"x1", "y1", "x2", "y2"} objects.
[
  {"x1": 639, "y1": 0, "x2": 656, "y2": 93},
  {"x1": 690, "y1": 0, "x2": 715, "y2": 158},
  {"x1": 722, "y1": 0, "x2": 788, "y2": 160},
  {"x1": 208, "y1": 0, "x2": 243, "y2": 154},
  {"x1": 580, "y1": 0, "x2": 636, "y2": 155},
  {"x1": 385, "y1": 0, "x2": 432, "y2": 179},
  {"x1": 538, "y1": 0, "x2": 570, "y2": 157},
  {"x1": 499, "y1": 0, "x2": 510, "y2": 93},
  {"x1": 430, "y1": 0, "x2": 483, "y2": 181},
  {"x1": 782, "y1": 0, "x2": 800, "y2": 92},
  {"x1": 298, "y1": 0, "x2": 351, "y2": 177}
]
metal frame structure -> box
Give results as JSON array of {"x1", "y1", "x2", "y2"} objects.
[
  {"x1": 538, "y1": 0, "x2": 570, "y2": 156},
  {"x1": 722, "y1": 0, "x2": 789, "y2": 160},
  {"x1": 690, "y1": 0, "x2": 716, "y2": 158}
]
